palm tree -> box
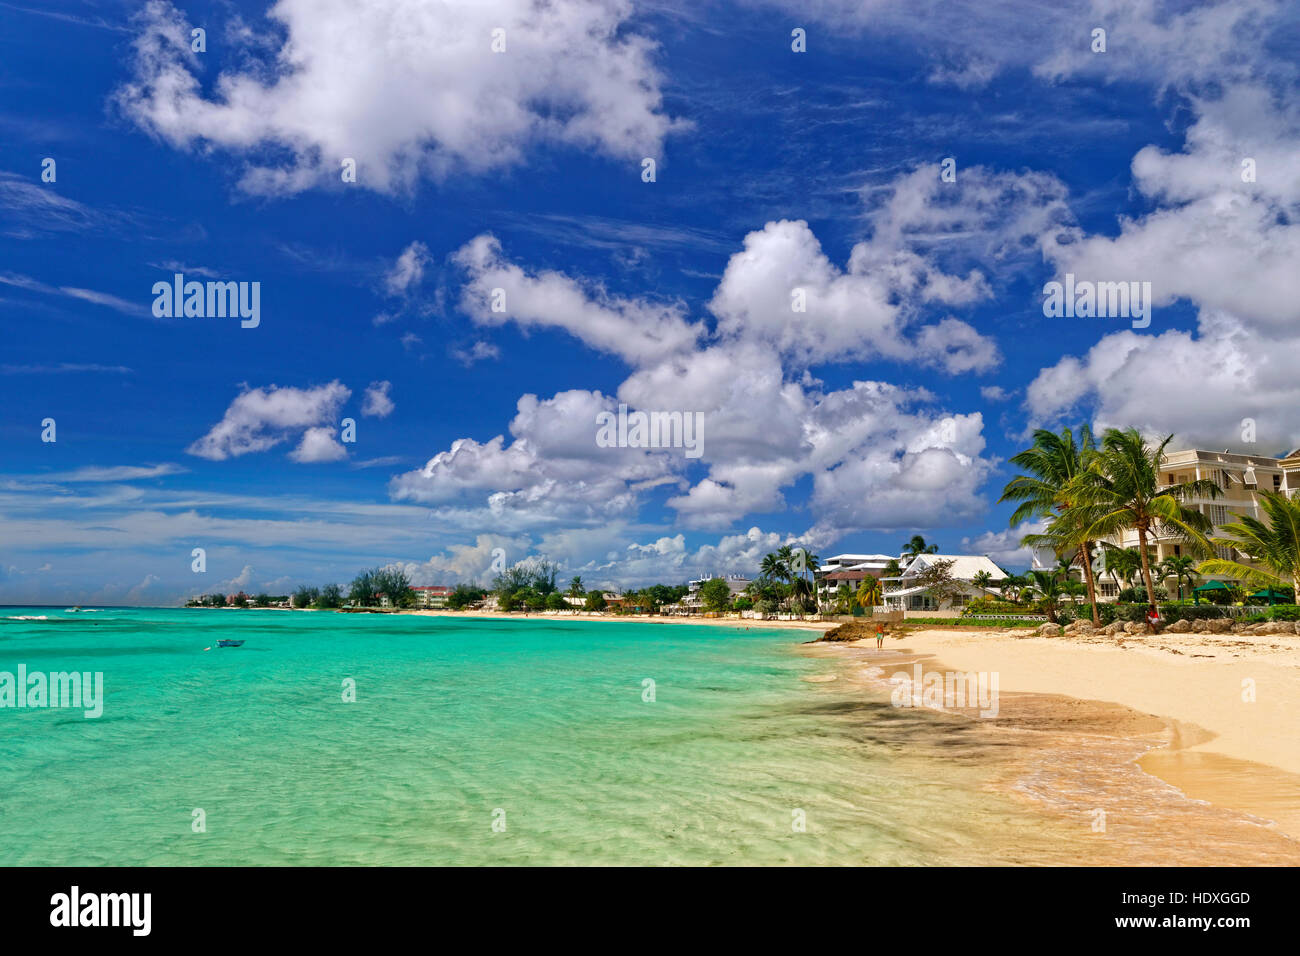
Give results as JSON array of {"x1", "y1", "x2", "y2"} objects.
[
  {"x1": 797, "y1": 548, "x2": 821, "y2": 612},
  {"x1": 901, "y1": 535, "x2": 939, "y2": 564},
  {"x1": 855, "y1": 575, "x2": 883, "y2": 611},
  {"x1": 1000, "y1": 426, "x2": 1104, "y2": 624},
  {"x1": 1157, "y1": 555, "x2": 1199, "y2": 602},
  {"x1": 1100, "y1": 544, "x2": 1141, "y2": 590},
  {"x1": 1197, "y1": 490, "x2": 1300, "y2": 594},
  {"x1": 1024, "y1": 569, "x2": 1065, "y2": 623},
  {"x1": 761, "y1": 551, "x2": 789, "y2": 584},
  {"x1": 997, "y1": 572, "x2": 1025, "y2": 603},
  {"x1": 1077, "y1": 429, "x2": 1221, "y2": 624},
  {"x1": 971, "y1": 569, "x2": 994, "y2": 593}
]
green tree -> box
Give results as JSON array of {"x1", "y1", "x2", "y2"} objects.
[
  {"x1": 349, "y1": 569, "x2": 377, "y2": 606},
  {"x1": 1000, "y1": 425, "x2": 1103, "y2": 624},
  {"x1": 1158, "y1": 555, "x2": 1200, "y2": 601},
  {"x1": 583, "y1": 590, "x2": 606, "y2": 612},
  {"x1": 699, "y1": 577, "x2": 733, "y2": 612},
  {"x1": 447, "y1": 584, "x2": 486, "y2": 610},
  {"x1": 567, "y1": 576, "x2": 585, "y2": 599},
  {"x1": 1197, "y1": 490, "x2": 1300, "y2": 594},
  {"x1": 1024, "y1": 568, "x2": 1065, "y2": 623},
  {"x1": 1077, "y1": 429, "x2": 1220, "y2": 625},
  {"x1": 901, "y1": 535, "x2": 939, "y2": 563},
  {"x1": 315, "y1": 583, "x2": 343, "y2": 609},
  {"x1": 854, "y1": 576, "x2": 883, "y2": 611},
  {"x1": 913, "y1": 559, "x2": 960, "y2": 610},
  {"x1": 293, "y1": 585, "x2": 319, "y2": 609}
]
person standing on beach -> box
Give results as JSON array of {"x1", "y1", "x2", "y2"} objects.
[{"x1": 875, "y1": 622, "x2": 886, "y2": 650}]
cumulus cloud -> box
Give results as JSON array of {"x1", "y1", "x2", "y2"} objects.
[
  {"x1": 115, "y1": 0, "x2": 680, "y2": 195},
  {"x1": 361, "y1": 380, "x2": 395, "y2": 418},
  {"x1": 1027, "y1": 84, "x2": 1300, "y2": 449},
  {"x1": 187, "y1": 381, "x2": 351, "y2": 460},
  {"x1": 384, "y1": 242, "x2": 430, "y2": 296},
  {"x1": 454, "y1": 234, "x2": 705, "y2": 365},
  {"x1": 451, "y1": 341, "x2": 501, "y2": 366},
  {"x1": 289, "y1": 426, "x2": 348, "y2": 463},
  {"x1": 960, "y1": 520, "x2": 1050, "y2": 570}
]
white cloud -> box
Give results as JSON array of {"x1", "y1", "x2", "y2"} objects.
[
  {"x1": 115, "y1": 0, "x2": 680, "y2": 195},
  {"x1": 960, "y1": 520, "x2": 1049, "y2": 570},
  {"x1": 1026, "y1": 83, "x2": 1300, "y2": 449},
  {"x1": 289, "y1": 426, "x2": 348, "y2": 463},
  {"x1": 451, "y1": 340, "x2": 501, "y2": 366},
  {"x1": 361, "y1": 380, "x2": 395, "y2": 418},
  {"x1": 384, "y1": 242, "x2": 429, "y2": 296},
  {"x1": 187, "y1": 381, "x2": 351, "y2": 460},
  {"x1": 980, "y1": 385, "x2": 1012, "y2": 402},
  {"x1": 454, "y1": 234, "x2": 705, "y2": 366}
]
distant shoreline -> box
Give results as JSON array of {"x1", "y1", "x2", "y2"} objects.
[{"x1": 175, "y1": 603, "x2": 836, "y2": 631}]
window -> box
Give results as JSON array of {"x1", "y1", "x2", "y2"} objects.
[
  {"x1": 1275, "y1": 474, "x2": 1283, "y2": 490},
  {"x1": 1210, "y1": 505, "x2": 1229, "y2": 527},
  {"x1": 1100, "y1": 582, "x2": 1118, "y2": 597}
]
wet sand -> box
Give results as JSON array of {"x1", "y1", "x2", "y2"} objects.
[{"x1": 808, "y1": 635, "x2": 1300, "y2": 864}]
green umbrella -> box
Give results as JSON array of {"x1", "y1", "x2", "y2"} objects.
[
  {"x1": 1193, "y1": 580, "x2": 1232, "y2": 606},
  {"x1": 1248, "y1": 586, "x2": 1293, "y2": 606}
]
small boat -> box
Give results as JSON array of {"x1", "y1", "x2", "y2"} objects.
[{"x1": 216, "y1": 639, "x2": 245, "y2": 648}]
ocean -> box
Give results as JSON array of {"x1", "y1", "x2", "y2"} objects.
[{"x1": 0, "y1": 606, "x2": 1249, "y2": 866}]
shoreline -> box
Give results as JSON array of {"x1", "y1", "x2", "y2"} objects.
[
  {"x1": 406, "y1": 608, "x2": 835, "y2": 632},
  {"x1": 813, "y1": 627, "x2": 1300, "y2": 850}
]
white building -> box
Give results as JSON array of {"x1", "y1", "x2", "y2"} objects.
[
  {"x1": 882, "y1": 554, "x2": 1007, "y2": 611},
  {"x1": 815, "y1": 553, "x2": 896, "y2": 602},
  {"x1": 1096, "y1": 446, "x2": 1300, "y2": 598},
  {"x1": 680, "y1": 574, "x2": 751, "y2": 611}
]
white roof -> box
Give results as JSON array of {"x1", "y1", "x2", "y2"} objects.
[
  {"x1": 818, "y1": 554, "x2": 895, "y2": 572},
  {"x1": 900, "y1": 554, "x2": 1006, "y2": 581}
]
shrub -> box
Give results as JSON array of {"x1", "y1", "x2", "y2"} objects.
[
  {"x1": 1268, "y1": 605, "x2": 1300, "y2": 621},
  {"x1": 1075, "y1": 603, "x2": 1118, "y2": 625},
  {"x1": 962, "y1": 597, "x2": 1026, "y2": 616},
  {"x1": 1118, "y1": 585, "x2": 1170, "y2": 603},
  {"x1": 732, "y1": 596, "x2": 753, "y2": 611}
]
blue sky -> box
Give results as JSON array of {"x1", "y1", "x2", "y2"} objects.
[{"x1": 1, "y1": 0, "x2": 1297, "y2": 604}]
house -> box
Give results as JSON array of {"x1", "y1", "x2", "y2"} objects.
[
  {"x1": 882, "y1": 554, "x2": 1006, "y2": 611},
  {"x1": 411, "y1": 585, "x2": 452, "y2": 609},
  {"x1": 679, "y1": 574, "x2": 751, "y2": 612},
  {"x1": 1097, "y1": 447, "x2": 1300, "y2": 596}
]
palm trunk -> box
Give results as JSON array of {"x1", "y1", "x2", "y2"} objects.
[
  {"x1": 1081, "y1": 540, "x2": 1100, "y2": 625},
  {"x1": 1137, "y1": 527, "x2": 1158, "y2": 632}
]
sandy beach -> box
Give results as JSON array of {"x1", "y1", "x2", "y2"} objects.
[{"x1": 817, "y1": 625, "x2": 1300, "y2": 850}]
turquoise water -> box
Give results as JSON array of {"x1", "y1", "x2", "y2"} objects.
[{"x1": 0, "y1": 608, "x2": 1086, "y2": 865}]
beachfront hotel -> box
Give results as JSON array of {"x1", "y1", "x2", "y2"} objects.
[
  {"x1": 1095, "y1": 446, "x2": 1300, "y2": 597},
  {"x1": 678, "y1": 574, "x2": 752, "y2": 612}
]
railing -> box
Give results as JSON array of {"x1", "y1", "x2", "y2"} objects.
[{"x1": 959, "y1": 613, "x2": 1047, "y2": 622}]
